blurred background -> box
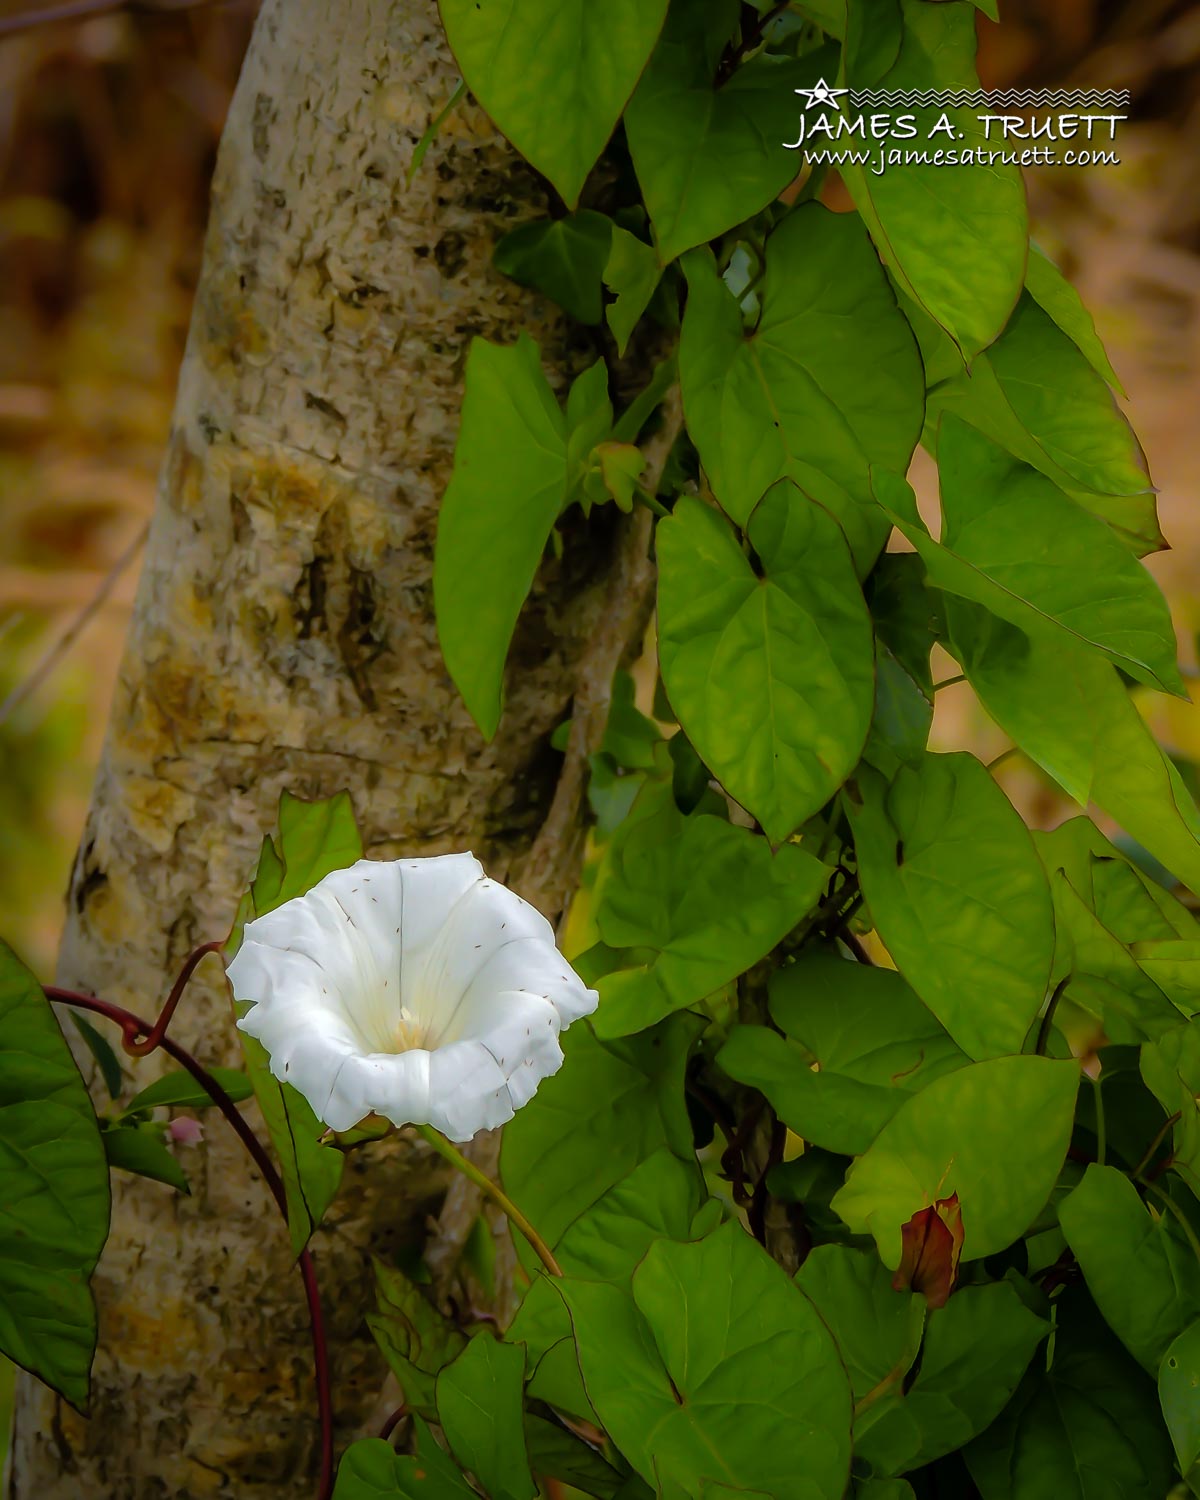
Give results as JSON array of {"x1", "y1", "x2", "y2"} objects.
[
  {"x1": 0, "y1": 0, "x2": 1198, "y2": 1434},
  {"x1": 0, "y1": 0, "x2": 257, "y2": 976}
]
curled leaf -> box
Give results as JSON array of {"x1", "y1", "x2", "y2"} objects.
[{"x1": 892, "y1": 1194, "x2": 964, "y2": 1309}]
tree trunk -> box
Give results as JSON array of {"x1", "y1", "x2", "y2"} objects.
[{"x1": 8, "y1": 0, "x2": 628, "y2": 1493}]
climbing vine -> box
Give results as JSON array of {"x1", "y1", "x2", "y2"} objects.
[{"x1": 3, "y1": 2, "x2": 1200, "y2": 1499}]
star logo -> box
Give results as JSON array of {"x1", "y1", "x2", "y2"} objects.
[{"x1": 794, "y1": 77, "x2": 849, "y2": 110}]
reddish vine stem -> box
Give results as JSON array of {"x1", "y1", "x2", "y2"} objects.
[
  {"x1": 45, "y1": 979, "x2": 335, "y2": 1500},
  {"x1": 378, "y1": 1403, "x2": 408, "y2": 1443},
  {"x1": 840, "y1": 928, "x2": 872, "y2": 966},
  {"x1": 123, "y1": 939, "x2": 226, "y2": 1055}
]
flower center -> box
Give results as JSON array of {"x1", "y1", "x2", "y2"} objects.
[{"x1": 392, "y1": 1007, "x2": 428, "y2": 1054}]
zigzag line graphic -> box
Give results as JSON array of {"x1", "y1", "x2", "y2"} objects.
[{"x1": 845, "y1": 89, "x2": 1130, "y2": 109}]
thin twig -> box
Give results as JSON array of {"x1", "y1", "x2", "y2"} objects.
[
  {"x1": 519, "y1": 385, "x2": 683, "y2": 923},
  {"x1": 824, "y1": 888, "x2": 863, "y2": 942},
  {"x1": 793, "y1": 868, "x2": 857, "y2": 949},
  {"x1": 1091, "y1": 1075, "x2": 1107, "y2": 1166},
  {"x1": 841, "y1": 930, "x2": 873, "y2": 966},
  {"x1": 1142, "y1": 1178, "x2": 1200, "y2": 1264},
  {"x1": 1035, "y1": 977, "x2": 1069, "y2": 1055},
  {"x1": 714, "y1": 0, "x2": 790, "y2": 84},
  {"x1": 1132, "y1": 1111, "x2": 1181, "y2": 1180},
  {"x1": 0, "y1": 521, "x2": 147, "y2": 729}
]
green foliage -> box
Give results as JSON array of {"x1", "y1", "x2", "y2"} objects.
[
  {"x1": 581, "y1": 767, "x2": 830, "y2": 1036},
  {"x1": 124, "y1": 1066, "x2": 252, "y2": 1113},
  {"x1": 947, "y1": 602, "x2": 1200, "y2": 891},
  {"x1": 558, "y1": 1221, "x2": 853, "y2": 1498},
  {"x1": 434, "y1": 339, "x2": 632, "y2": 737},
  {"x1": 1142, "y1": 1020, "x2": 1200, "y2": 1199},
  {"x1": 718, "y1": 950, "x2": 967, "y2": 1155},
  {"x1": 507, "y1": 1149, "x2": 706, "y2": 1420},
  {"x1": 333, "y1": 1420, "x2": 479, "y2": 1497},
  {"x1": 493, "y1": 211, "x2": 613, "y2": 324},
  {"x1": 922, "y1": 292, "x2": 1161, "y2": 555},
  {"x1": 230, "y1": 791, "x2": 354, "y2": 1256},
  {"x1": 965, "y1": 1290, "x2": 1177, "y2": 1499},
  {"x1": 500, "y1": 1014, "x2": 698, "y2": 1250},
  {"x1": 837, "y1": 0, "x2": 1026, "y2": 360},
  {"x1": 436, "y1": 1338, "x2": 535, "y2": 1500},
  {"x1": 101, "y1": 1123, "x2": 190, "y2": 1194},
  {"x1": 604, "y1": 224, "x2": 663, "y2": 354},
  {"x1": 832, "y1": 1056, "x2": 1079, "y2": 1265},
  {"x1": 69, "y1": 1013, "x2": 123, "y2": 1101},
  {"x1": 0, "y1": 942, "x2": 109, "y2": 1410},
  {"x1": 624, "y1": 0, "x2": 834, "y2": 262},
  {"x1": 252, "y1": 789, "x2": 362, "y2": 910},
  {"x1": 798, "y1": 1246, "x2": 1049, "y2": 1474},
  {"x1": 848, "y1": 754, "x2": 1055, "y2": 1058},
  {"x1": 1161, "y1": 1319, "x2": 1200, "y2": 1480},
  {"x1": 679, "y1": 203, "x2": 923, "y2": 567},
  {"x1": 438, "y1": 0, "x2": 669, "y2": 207},
  {"x1": 658, "y1": 485, "x2": 874, "y2": 841},
  {"x1": 1024, "y1": 246, "x2": 1125, "y2": 394},
  {"x1": 367, "y1": 1257, "x2": 467, "y2": 1419},
  {"x1": 881, "y1": 419, "x2": 1182, "y2": 694},
  {"x1": 422, "y1": 1, "x2": 1200, "y2": 1488},
  {"x1": 524, "y1": 1414, "x2": 631, "y2": 1497},
  {"x1": 1059, "y1": 1165, "x2": 1200, "y2": 1373}
]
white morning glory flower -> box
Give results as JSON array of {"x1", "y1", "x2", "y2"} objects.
[{"x1": 227, "y1": 854, "x2": 598, "y2": 1141}]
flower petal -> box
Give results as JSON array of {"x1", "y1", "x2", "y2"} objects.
[
  {"x1": 327, "y1": 1050, "x2": 432, "y2": 1134},
  {"x1": 310, "y1": 861, "x2": 409, "y2": 1047},
  {"x1": 478, "y1": 987, "x2": 567, "y2": 1111},
  {"x1": 451, "y1": 935, "x2": 597, "y2": 1034},
  {"x1": 397, "y1": 854, "x2": 487, "y2": 959},
  {"x1": 315, "y1": 860, "x2": 405, "y2": 984},
  {"x1": 425, "y1": 1040, "x2": 514, "y2": 1141},
  {"x1": 239, "y1": 886, "x2": 374, "y2": 1010},
  {"x1": 416, "y1": 879, "x2": 556, "y2": 1036},
  {"x1": 231, "y1": 942, "x2": 371, "y2": 1118},
  {"x1": 228, "y1": 941, "x2": 356, "y2": 1032}
]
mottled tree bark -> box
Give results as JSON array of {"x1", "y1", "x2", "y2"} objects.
[{"x1": 8, "y1": 0, "x2": 631, "y2": 1493}]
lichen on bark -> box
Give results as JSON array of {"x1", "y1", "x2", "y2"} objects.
[{"x1": 8, "y1": 0, "x2": 637, "y2": 1493}]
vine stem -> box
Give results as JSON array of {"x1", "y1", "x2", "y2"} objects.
[
  {"x1": 414, "y1": 1124, "x2": 562, "y2": 1278},
  {"x1": 1141, "y1": 1177, "x2": 1200, "y2": 1266},
  {"x1": 1090, "y1": 1076, "x2": 1107, "y2": 1166},
  {"x1": 853, "y1": 1350, "x2": 915, "y2": 1421},
  {"x1": 1132, "y1": 1111, "x2": 1182, "y2": 1181},
  {"x1": 45, "y1": 980, "x2": 335, "y2": 1500},
  {"x1": 520, "y1": 383, "x2": 683, "y2": 924},
  {"x1": 1034, "y1": 977, "x2": 1069, "y2": 1056},
  {"x1": 123, "y1": 939, "x2": 226, "y2": 1055}
]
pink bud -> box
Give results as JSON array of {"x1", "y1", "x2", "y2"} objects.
[{"x1": 168, "y1": 1116, "x2": 204, "y2": 1145}]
